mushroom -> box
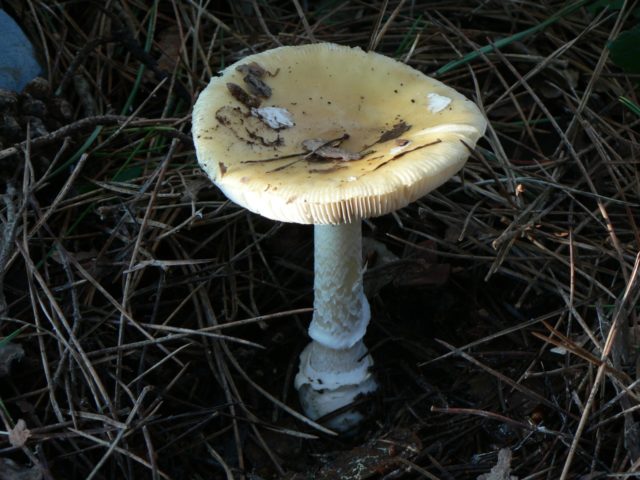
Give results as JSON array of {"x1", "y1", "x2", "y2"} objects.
[{"x1": 192, "y1": 43, "x2": 487, "y2": 432}]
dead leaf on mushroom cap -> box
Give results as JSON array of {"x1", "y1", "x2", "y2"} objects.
[
  {"x1": 236, "y1": 61, "x2": 278, "y2": 98},
  {"x1": 375, "y1": 120, "x2": 411, "y2": 144},
  {"x1": 304, "y1": 144, "x2": 364, "y2": 161},
  {"x1": 236, "y1": 61, "x2": 277, "y2": 78},
  {"x1": 226, "y1": 83, "x2": 260, "y2": 108},
  {"x1": 302, "y1": 135, "x2": 366, "y2": 161},
  {"x1": 251, "y1": 106, "x2": 295, "y2": 130},
  {"x1": 243, "y1": 73, "x2": 272, "y2": 98}
]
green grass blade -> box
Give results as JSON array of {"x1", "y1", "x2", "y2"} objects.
[
  {"x1": 620, "y1": 96, "x2": 640, "y2": 116},
  {"x1": 0, "y1": 326, "x2": 27, "y2": 348},
  {"x1": 0, "y1": 397, "x2": 12, "y2": 424},
  {"x1": 434, "y1": 0, "x2": 590, "y2": 76},
  {"x1": 49, "y1": 125, "x2": 103, "y2": 180},
  {"x1": 395, "y1": 16, "x2": 425, "y2": 57},
  {"x1": 121, "y1": 1, "x2": 159, "y2": 114}
]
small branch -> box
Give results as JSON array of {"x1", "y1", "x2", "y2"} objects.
[
  {"x1": 0, "y1": 184, "x2": 20, "y2": 315},
  {"x1": 0, "y1": 116, "x2": 190, "y2": 161}
]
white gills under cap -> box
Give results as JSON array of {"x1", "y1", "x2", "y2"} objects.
[{"x1": 192, "y1": 43, "x2": 487, "y2": 225}]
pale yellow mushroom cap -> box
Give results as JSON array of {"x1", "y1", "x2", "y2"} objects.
[{"x1": 192, "y1": 43, "x2": 487, "y2": 224}]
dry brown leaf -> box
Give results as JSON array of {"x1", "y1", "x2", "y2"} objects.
[
  {"x1": 9, "y1": 419, "x2": 31, "y2": 448},
  {"x1": 155, "y1": 26, "x2": 182, "y2": 73},
  {"x1": 315, "y1": 429, "x2": 421, "y2": 479},
  {"x1": 363, "y1": 237, "x2": 400, "y2": 297},
  {"x1": 477, "y1": 448, "x2": 518, "y2": 480}
]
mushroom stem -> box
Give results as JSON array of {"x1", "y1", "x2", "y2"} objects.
[
  {"x1": 310, "y1": 222, "x2": 370, "y2": 348},
  {"x1": 295, "y1": 222, "x2": 377, "y2": 431}
]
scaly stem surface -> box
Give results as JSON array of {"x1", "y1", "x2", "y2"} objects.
[{"x1": 295, "y1": 222, "x2": 377, "y2": 431}]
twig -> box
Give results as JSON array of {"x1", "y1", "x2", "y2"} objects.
[
  {"x1": 0, "y1": 116, "x2": 186, "y2": 161},
  {"x1": 0, "y1": 185, "x2": 20, "y2": 315},
  {"x1": 560, "y1": 254, "x2": 640, "y2": 479}
]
